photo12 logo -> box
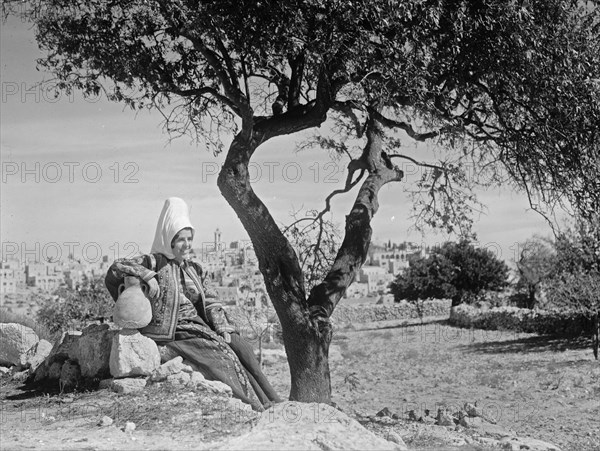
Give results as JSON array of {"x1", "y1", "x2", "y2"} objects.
[
  {"x1": 200, "y1": 161, "x2": 346, "y2": 184},
  {"x1": 1, "y1": 241, "x2": 142, "y2": 264},
  {"x1": 1, "y1": 161, "x2": 140, "y2": 184},
  {"x1": 2, "y1": 81, "x2": 102, "y2": 104}
]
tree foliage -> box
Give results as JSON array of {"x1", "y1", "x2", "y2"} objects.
[
  {"x1": 545, "y1": 218, "x2": 600, "y2": 313},
  {"x1": 390, "y1": 240, "x2": 509, "y2": 306}
]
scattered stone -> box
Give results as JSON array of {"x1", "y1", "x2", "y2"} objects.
[
  {"x1": 109, "y1": 329, "x2": 160, "y2": 378},
  {"x1": 226, "y1": 397, "x2": 254, "y2": 415},
  {"x1": 0, "y1": 323, "x2": 39, "y2": 366},
  {"x1": 436, "y1": 409, "x2": 455, "y2": 426},
  {"x1": 109, "y1": 378, "x2": 147, "y2": 394},
  {"x1": 407, "y1": 410, "x2": 418, "y2": 421},
  {"x1": 157, "y1": 345, "x2": 180, "y2": 363},
  {"x1": 0, "y1": 366, "x2": 10, "y2": 375},
  {"x1": 74, "y1": 324, "x2": 118, "y2": 378},
  {"x1": 499, "y1": 436, "x2": 562, "y2": 451},
  {"x1": 59, "y1": 395, "x2": 74, "y2": 404},
  {"x1": 376, "y1": 407, "x2": 393, "y2": 417},
  {"x1": 421, "y1": 416, "x2": 436, "y2": 425},
  {"x1": 196, "y1": 379, "x2": 233, "y2": 396},
  {"x1": 463, "y1": 402, "x2": 483, "y2": 417},
  {"x1": 59, "y1": 360, "x2": 81, "y2": 391},
  {"x1": 11, "y1": 370, "x2": 29, "y2": 383},
  {"x1": 149, "y1": 356, "x2": 185, "y2": 382},
  {"x1": 166, "y1": 371, "x2": 191, "y2": 385},
  {"x1": 181, "y1": 364, "x2": 194, "y2": 373},
  {"x1": 98, "y1": 416, "x2": 113, "y2": 427},
  {"x1": 459, "y1": 416, "x2": 484, "y2": 429},
  {"x1": 386, "y1": 431, "x2": 408, "y2": 449},
  {"x1": 123, "y1": 422, "x2": 136, "y2": 433},
  {"x1": 189, "y1": 371, "x2": 206, "y2": 385},
  {"x1": 19, "y1": 339, "x2": 52, "y2": 373}
]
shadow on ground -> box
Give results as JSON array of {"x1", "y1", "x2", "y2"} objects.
[
  {"x1": 457, "y1": 334, "x2": 593, "y2": 355},
  {"x1": 350, "y1": 318, "x2": 448, "y2": 332}
]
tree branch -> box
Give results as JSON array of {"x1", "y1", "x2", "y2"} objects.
[
  {"x1": 369, "y1": 108, "x2": 443, "y2": 141},
  {"x1": 306, "y1": 112, "x2": 404, "y2": 319}
]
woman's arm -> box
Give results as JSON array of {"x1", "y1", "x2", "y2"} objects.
[
  {"x1": 191, "y1": 262, "x2": 236, "y2": 338},
  {"x1": 104, "y1": 255, "x2": 157, "y2": 301}
]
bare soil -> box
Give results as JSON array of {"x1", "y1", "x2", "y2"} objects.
[
  {"x1": 265, "y1": 317, "x2": 600, "y2": 451},
  {"x1": 1, "y1": 317, "x2": 599, "y2": 450}
]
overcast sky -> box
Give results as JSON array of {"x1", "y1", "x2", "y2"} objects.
[{"x1": 1, "y1": 16, "x2": 555, "y2": 267}]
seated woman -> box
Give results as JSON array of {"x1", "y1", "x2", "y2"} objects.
[{"x1": 105, "y1": 197, "x2": 281, "y2": 410}]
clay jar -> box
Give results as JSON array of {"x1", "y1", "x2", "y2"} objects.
[{"x1": 113, "y1": 276, "x2": 153, "y2": 329}]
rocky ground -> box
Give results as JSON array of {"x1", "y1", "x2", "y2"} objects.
[{"x1": 1, "y1": 316, "x2": 599, "y2": 450}]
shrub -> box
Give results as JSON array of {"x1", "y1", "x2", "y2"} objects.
[{"x1": 36, "y1": 278, "x2": 114, "y2": 333}]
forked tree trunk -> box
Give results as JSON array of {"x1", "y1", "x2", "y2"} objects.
[{"x1": 217, "y1": 114, "x2": 401, "y2": 402}]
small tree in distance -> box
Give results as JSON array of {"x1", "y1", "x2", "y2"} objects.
[
  {"x1": 515, "y1": 236, "x2": 556, "y2": 309},
  {"x1": 390, "y1": 240, "x2": 509, "y2": 310}
]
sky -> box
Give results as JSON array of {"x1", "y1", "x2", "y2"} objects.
[{"x1": 0, "y1": 16, "x2": 555, "y2": 267}]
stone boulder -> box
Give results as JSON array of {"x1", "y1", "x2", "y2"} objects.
[
  {"x1": 20, "y1": 339, "x2": 53, "y2": 373},
  {"x1": 214, "y1": 402, "x2": 406, "y2": 450},
  {"x1": 52, "y1": 331, "x2": 82, "y2": 363},
  {"x1": 0, "y1": 323, "x2": 39, "y2": 366},
  {"x1": 99, "y1": 377, "x2": 147, "y2": 394},
  {"x1": 109, "y1": 329, "x2": 160, "y2": 378},
  {"x1": 190, "y1": 372, "x2": 232, "y2": 396},
  {"x1": 148, "y1": 356, "x2": 185, "y2": 382},
  {"x1": 73, "y1": 324, "x2": 118, "y2": 378},
  {"x1": 166, "y1": 371, "x2": 191, "y2": 385}
]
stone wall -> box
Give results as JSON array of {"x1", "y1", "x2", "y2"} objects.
[
  {"x1": 225, "y1": 300, "x2": 451, "y2": 331},
  {"x1": 331, "y1": 300, "x2": 452, "y2": 324},
  {"x1": 448, "y1": 304, "x2": 594, "y2": 336}
]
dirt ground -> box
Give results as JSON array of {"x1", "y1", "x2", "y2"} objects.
[
  {"x1": 265, "y1": 317, "x2": 600, "y2": 451},
  {"x1": 1, "y1": 317, "x2": 599, "y2": 450}
]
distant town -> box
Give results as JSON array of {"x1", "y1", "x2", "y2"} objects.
[{"x1": 1, "y1": 229, "x2": 431, "y2": 314}]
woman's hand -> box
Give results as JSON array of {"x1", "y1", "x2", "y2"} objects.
[
  {"x1": 221, "y1": 331, "x2": 232, "y2": 343},
  {"x1": 144, "y1": 278, "x2": 160, "y2": 301}
]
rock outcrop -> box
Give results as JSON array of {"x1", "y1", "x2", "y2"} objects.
[
  {"x1": 0, "y1": 323, "x2": 39, "y2": 366},
  {"x1": 214, "y1": 402, "x2": 406, "y2": 450}
]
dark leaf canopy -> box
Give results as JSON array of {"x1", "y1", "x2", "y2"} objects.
[{"x1": 7, "y1": 0, "x2": 600, "y2": 223}]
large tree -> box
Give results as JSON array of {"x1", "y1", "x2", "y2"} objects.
[{"x1": 6, "y1": 0, "x2": 600, "y2": 402}]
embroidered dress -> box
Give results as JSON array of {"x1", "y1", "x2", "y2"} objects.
[{"x1": 105, "y1": 198, "x2": 281, "y2": 410}]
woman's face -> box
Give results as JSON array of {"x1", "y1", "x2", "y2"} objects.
[{"x1": 171, "y1": 228, "x2": 194, "y2": 262}]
